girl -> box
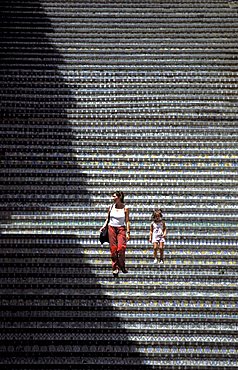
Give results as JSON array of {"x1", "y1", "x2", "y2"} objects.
[
  {"x1": 100, "y1": 191, "x2": 130, "y2": 277},
  {"x1": 149, "y1": 209, "x2": 166, "y2": 265}
]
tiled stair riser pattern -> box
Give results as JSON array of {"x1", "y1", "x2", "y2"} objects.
[{"x1": 0, "y1": 1, "x2": 238, "y2": 369}]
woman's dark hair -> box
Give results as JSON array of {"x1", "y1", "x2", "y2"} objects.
[
  {"x1": 151, "y1": 208, "x2": 163, "y2": 221},
  {"x1": 113, "y1": 191, "x2": 124, "y2": 203}
]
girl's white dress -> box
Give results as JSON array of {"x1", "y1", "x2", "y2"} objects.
[{"x1": 151, "y1": 221, "x2": 165, "y2": 243}]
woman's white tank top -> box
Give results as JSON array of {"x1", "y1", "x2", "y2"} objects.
[{"x1": 108, "y1": 205, "x2": 125, "y2": 227}]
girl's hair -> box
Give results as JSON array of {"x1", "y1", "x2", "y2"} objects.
[
  {"x1": 113, "y1": 191, "x2": 124, "y2": 203},
  {"x1": 151, "y1": 208, "x2": 163, "y2": 221}
]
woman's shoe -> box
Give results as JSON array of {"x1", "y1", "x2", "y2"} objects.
[
  {"x1": 121, "y1": 267, "x2": 128, "y2": 274},
  {"x1": 113, "y1": 269, "x2": 119, "y2": 277}
]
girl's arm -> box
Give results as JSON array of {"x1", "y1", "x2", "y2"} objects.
[
  {"x1": 125, "y1": 206, "x2": 130, "y2": 240},
  {"x1": 163, "y1": 221, "x2": 167, "y2": 238},
  {"x1": 149, "y1": 223, "x2": 153, "y2": 242}
]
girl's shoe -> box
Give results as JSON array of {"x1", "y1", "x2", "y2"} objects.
[
  {"x1": 159, "y1": 260, "x2": 164, "y2": 266},
  {"x1": 121, "y1": 267, "x2": 128, "y2": 274},
  {"x1": 153, "y1": 258, "x2": 158, "y2": 264}
]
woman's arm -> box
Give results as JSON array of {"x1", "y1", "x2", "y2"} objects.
[
  {"x1": 99, "y1": 207, "x2": 111, "y2": 232},
  {"x1": 125, "y1": 207, "x2": 130, "y2": 240}
]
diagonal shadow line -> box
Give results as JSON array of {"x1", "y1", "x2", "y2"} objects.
[{"x1": 0, "y1": 1, "x2": 152, "y2": 368}]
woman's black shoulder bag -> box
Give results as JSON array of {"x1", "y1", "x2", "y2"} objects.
[{"x1": 99, "y1": 205, "x2": 113, "y2": 245}]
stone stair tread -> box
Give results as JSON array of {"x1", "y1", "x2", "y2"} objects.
[{"x1": 1, "y1": 0, "x2": 238, "y2": 366}]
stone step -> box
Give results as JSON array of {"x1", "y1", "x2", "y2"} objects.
[
  {"x1": 2, "y1": 124, "x2": 238, "y2": 132},
  {"x1": 0, "y1": 273, "x2": 236, "y2": 285},
  {"x1": 0, "y1": 281, "x2": 236, "y2": 294},
  {"x1": 0, "y1": 263, "x2": 236, "y2": 275},
  {"x1": 0, "y1": 292, "x2": 237, "y2": 308},
  {"x1": 1, "y1": 246, "x2": 236, "y2": 257},
  {"x1": 1, "y1": 243, "x2": 237, "y2": 253},
  {"x1": 5, "y1": 216, "x2": 238, "y2": 224},
  {"x1": 1, "y1": 226, "x2": 237, "y2": 241},
  {"x1": 2, "y1": 153, "x2": 238, "y2": 162},
  {"x1": 1, "y1": 284, "x2": 237, "y2": 296},
  {"x1": 1, "y1": 185, "x2": 238, "y2": 194},
  {"x1": 0, "y1": 259, "x2": 236, "y2": 270},
  {"x1": 1, "y1": 306, "x2": 237, "y2": 320},
  {"x1": 0, "y1": 357, "x2": 236, "y2": 369},
  {"x1": 1, "y1": 319, "x2": 237, "y2": 333}
]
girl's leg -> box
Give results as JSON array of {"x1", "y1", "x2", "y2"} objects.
[
  {"x1": 159, "y1": 241, "x2": 164, "y2": 262},
  {"x1": 153, "y1": 242, "x2": 158, "y2": 261},
  {"x1": 108, "y1": 225, "x2": 119, "y2": 272},
  {"x1": 117, "y1": 226, "x2": 127, "y2": 272}
]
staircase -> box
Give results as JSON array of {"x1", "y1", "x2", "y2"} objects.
[{"x1": 0, "y1": 0, "x2": 238, "y2": 369}]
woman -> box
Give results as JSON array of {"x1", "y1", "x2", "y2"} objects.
[{"x1": 100, "y1": 191, "x2": 130, "y2": 277}]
